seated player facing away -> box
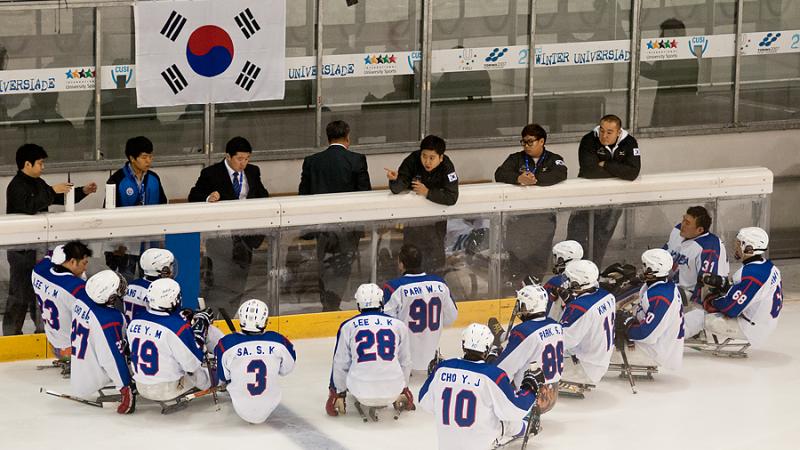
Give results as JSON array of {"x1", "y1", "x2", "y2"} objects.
[
  {"x1": 71, "y1": 270, "x2": 135, "y2": 414},
  {"x1": 491, "y1": 284, "x2": 564, "y2": 413},
  {"x1": 543, "y1": 240, "x2": 584, "y2": 321},
  {"x1": 127, "y1": 278, "x2": 212, "y2": 401},
  {"x1": 327, "y1": 283, "x2": 414, "y2": 417},
  {"x1": 383, "y1": 244, "x2": 458, "y2": 372},
  {"x1": 559, "y1": 260, "x2": 616, "y2": 386},
  {"x1": 615, "y1": 249, "x2": 685, "y2": 370},
  {"x1": 420, "y1": 323, "x2": 544, "y2": 450},
  {"x1": 122, "y1": 248, "x2": 175, "y2": 322},
  {"x1": 686, "y1": 227, "x2": 783, "y2": 347},
  {"x1": 32, "y1": 241, "x2": 93, "y2": 361},
  {"x1": 215, "y1": 299, "x2": 296, "y2": 424}
]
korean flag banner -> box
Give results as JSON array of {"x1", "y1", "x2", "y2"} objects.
[{"x1": 135, "y1": 0, "x2": 285, "y2": 107}]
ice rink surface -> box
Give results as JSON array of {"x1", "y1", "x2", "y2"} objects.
[{"x1": 2, "y1": 303, "x2": 800, "y2": 450}]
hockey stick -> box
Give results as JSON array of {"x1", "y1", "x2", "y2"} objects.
[
  {"x1": 182, "y1": 386, "x2": 220, "y2": 401},
  {"x1": 617, "y1": 342, "x2": 637, "y2": 394},
  {"x1": 218, "y1": 307, "x2": 237, "y2": 334},
  {"x1": 520, "y1": 405, "x2": 542, "y2": 450},
  {"x1": 41, "y1": 388, "x2": 109, "y2": 408},
  {"x1": 503, "y1": 300, "x2": 519, "y2": 344}
]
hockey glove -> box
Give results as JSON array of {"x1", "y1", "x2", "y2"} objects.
[
  {"x1": 427, "y1": 351, "x2": 443, "y2": 377},
  {"x1": 326, "y1": 388, "x2": 346, "y2": 416},
  {"x1": 117, "y1": 385, "x2": 135, "y2": 415},
  {"x1": 700, "y1": 273, "x2": 730, "y2": 292},
  {"x1": 520, "y1": 361, "x2": 545, "y2": 395},
  {"x1": 555, "y1": 286, "x2": 573, "y2": 303},
  {"x1": 394, "y1": 387, "x2": 416, "y2": 412},
  {"x1": 486, "y1": 345, "x2": 502, "y2": 364}
]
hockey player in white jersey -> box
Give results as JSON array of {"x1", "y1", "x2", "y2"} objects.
[
  {"x1": 215, "y1": 299, "x2": 296, "y2": 424},
  {"x1": 686, "y1": 227, "x2": 783, "y2": 348},
  {"x1": 542, "y1": 240, "x2": 583, "y2": 320},
  {"x1": 32, "y1": 241, "x2": 93, "y2": 359},
  {"x1": 614, "y1": 249, "x2": 685, "y2": 370},
  {"x1": 491, "y1": 283, "x2": 563, "y2": 413},
  {"x1": 126, "y1": 278, "x2": 212, "y2": 401},
  {"x1": 559, "y1": 260, "x2": 616, "y2": 385},
  {"x1": 383, "y1": 244, "x2": 458, "y2": 371},
  {"x1": 71, "y1": 270, "x2": 135, "y2": 414},
  {"x1": 420, "y1": 323, "x2": 543, "y2": 450},
  {"x1": 122, "y1": 248, "x2": 175, "y2": 322},
  {"x1": 327, "y1": 283, "x2": 415, "y2": 419},
  {"x1": 663, "y1": 206, "x2": 729, "y2": 304}
]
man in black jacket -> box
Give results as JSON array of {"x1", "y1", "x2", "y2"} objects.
[
  {"x1": 386, "y1": 135, "x2": 458, "y2": 274},
  {"x1": 188, "y1": 136, "x2": 269, "y2": 311},
  {"x1": 567, "y1": 114, "x2": 641, "y2": 266},
  {"x1": 495, "y1": 124, "x2": 567, "y2": 289},
  {"x1": 4, "y1": 143, "x2": 97, "y2": 335},
  {"x1": 299, "y1": 121, "x2": 371, "y2": 311}
]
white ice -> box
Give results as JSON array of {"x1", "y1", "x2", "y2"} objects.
[{"x1": 3, "y1": 303, "x2": 800, "y2": 450}]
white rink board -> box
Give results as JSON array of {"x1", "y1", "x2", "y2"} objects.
[{"x1": 2, "y1": 303, "x2": 800, "y2": 450}]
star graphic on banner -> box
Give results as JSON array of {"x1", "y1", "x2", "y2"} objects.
[
  {"x1": 670, "y1": 39, "x2": 677, "y2": 48},
  {"x1": 91, "y1": 70, "x2": 96, "y2": 78},
  {"x1": 364, "y1": 55, "x2": 371, "y2": 65},
  {"x1": 370, "y1": 55, "x2": 378, "y2": 64},
  {"x1": 389, "y1": 54, "x2": 397, "y2": 63},
  {"x1": 72, "y1": 70, "x2": 80, "y2": 78},
  {"x1": 381, "y1": 55, "x2": 389, "y2": 64},
  {"x1": 65, "y1": 70, "x2": 73, "y2": 79},
  {"x1": 646, "y1": 41, "x2": 653, "y2": 49}
]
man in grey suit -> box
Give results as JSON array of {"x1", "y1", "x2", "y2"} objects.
[{"x1": 299, "y1": 121, "x2": 371, "y2": 311}]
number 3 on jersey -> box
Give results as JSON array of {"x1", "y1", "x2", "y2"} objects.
[{"x1": 408, "y1": 297, "x2": 442, "y2": 333}]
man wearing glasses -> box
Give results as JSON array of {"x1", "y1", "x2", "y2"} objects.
[{"x1": 495, "y1": 124, "x2": 567, "y2": 290}]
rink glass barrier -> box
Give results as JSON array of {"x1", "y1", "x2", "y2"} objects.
[
  {"x1": 1, "y1": 0, "x2": 799, "y2": 170},
  {"x1": 0, "y1": 167, "x2": 772, "y2": 342}
]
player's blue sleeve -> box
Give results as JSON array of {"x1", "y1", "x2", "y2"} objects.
[
  {"x1": 560, "y1": 303, "x2": 588, "y2": 328},
  {"x1": 100, "y1": 314, "x2": 132, "y2": 387},
  {"x1": 493, "y1": 327, "x2": 526, "y2": 366},
  {"x1": 713, "y1": 274, "x2": 762, "y2": 318},
  {"x1": 494, "y1": 370, "x2": 536, "y2": 411},
  {"x1": 627, "y1": 295, "x2": 672, "y2": 341},
  {"x1": 214, "y1": 340, "x2": 229, "y2": 384},
  {"x1": 418, "y1": 369, "x2": 436, "y2": 402},
  {"x1": 175, "y1": 320, "x2": 205, "y2": 361}
]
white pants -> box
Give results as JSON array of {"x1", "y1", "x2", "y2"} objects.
[
  {"x1": 137, "y1": 371, "x2": 211, "y2": 402},
  {"x1": 561, "y1": 355, "x2": 592, "y2": 385},
  {"x1": 684, "y1": 310, "x2": 746, "y2": 342}
]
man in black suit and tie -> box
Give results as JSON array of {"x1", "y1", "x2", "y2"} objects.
[
  {"x1": 188, "y1": 136, "x2": 269, "y2": 311},
  {"x1": 299, "y1": 120, "x2": 371, "y2": 311}
]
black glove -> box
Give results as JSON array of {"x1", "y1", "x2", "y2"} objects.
[
  {"x1": 427, "y1": 351, "x2": 443, "y2": 377},
  {"x1": 555, "y1": 286, "x2": 572, "y2": 303},
  {"x1": 596, "y1": 147, "x2": 612, "y2": 162},
  {"x1": 191, "y1": 308, "x2": 213, "y2": 348},
  {"x1": 615, "y1": 309, "x2": 635, "y2": 334},
  {"x1": 600, "y1": 262, "x2": 623, "y2": 277},
  {"x1": 520, "y1": 362, "x2": 545, "y2": 395},
  {"x1": 486, "y1": 345, "x2": 502, "y2": 364},
  {"x1": 700, "y1": 273, "x2": 730, "y2": 291}
]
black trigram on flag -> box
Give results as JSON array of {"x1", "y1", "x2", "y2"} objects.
[
  {"x1": 161, "y1": 64, "x2": 188, "y2": 94},
  {"x1": 235, "y1": 61, "x2": 261, "y2": 91},
  {"x1": 160, "y1": 10, "x2": 187, "y2": 41},
  {"x1": 234, "y1": 8, "x2": 261, "y2": 39}
]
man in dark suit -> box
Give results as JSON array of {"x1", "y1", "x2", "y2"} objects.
[
  {"x1": 299, "y1": 120, "x2": 371, "y2": 311},
  {"x1": 188, "y1": 136, "x2": 269, "y2": 311}
]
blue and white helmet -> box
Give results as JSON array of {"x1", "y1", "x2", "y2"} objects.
[
  {"x1": 238, "y1": 299, "x2": 269, "y2": 333},
  {"x1": 517, "y1": 283, "x2": 549, "y2": 315},
  {"x1": 147, "y1": 278, "x2": 181, "y2": 313},
  {"x1": 461, "y1": 323, "x2": 494, "y2": 353},
  {"x1": 355, "y1": 283, "x2": 383, "y2": 311}
]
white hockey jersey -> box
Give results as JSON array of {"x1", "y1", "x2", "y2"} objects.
[
  {"x1": 494, "y1": 317, "x2": 563, "y2": 387},
  {"x1": 123, "y1": 277, "x2": 152, "y2": 322},
  {"x1": 32, "y1": 259, "x2": 84, "y2": 350},
  {"x1": 560, "y1": 289, "x2": 616, "y2": 384},
  {"x1": 664, "y1": 225, "x2": 729, "y2": 304},
  {"x1": 419, "y1": 358, "x2": 536, "y2": 450},
  {"x1": 383, "y1": 273, "x2": 458, "y2": 371},
  {"x1": 627, "y1": 281, "x2": 684, "y2": 370},
  {"x1": 330, "y1": 311, "x2": 411, "y2": 406},
  {"x1": 126, "y1": 310, "x2": 207, "y2": 387},
  {"x1": 215, "y1": 331, "x2": 296, "y2": 424},
  {"x1": 711, "y1": 257, "x2": 782, "y2": 347},
  {"x1": 70, "y1": 295, "x2": 132, "y2": 399}
]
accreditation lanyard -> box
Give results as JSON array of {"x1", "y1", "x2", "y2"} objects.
[
  {"x1": 124, "y1": 163, "x2": 147, "y2": 205},
  {"x1": 523, "y1": 152, "x2": 546, "y2": 174}
]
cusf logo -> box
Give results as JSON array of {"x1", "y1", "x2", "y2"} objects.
[
  {"x1": 110, "y1": 65, "x2": 134, "y2": 88},
  {"x1": 688, "y1": 36, "x2": 709, "y2": 58},
  {"x1": 364, "y1": 54, "x2": 397, "y2": 65},
  {"x1": 485, "y1": 47, "x2": 508, "y2": 63}
]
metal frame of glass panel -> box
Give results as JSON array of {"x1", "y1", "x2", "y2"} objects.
[{"x1": 0, "y1": 0, "x2": 798, "y2": 176}]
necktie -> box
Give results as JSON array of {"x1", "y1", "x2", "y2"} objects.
[{"x1": 233, "y1": 172, "x2": 242, "y2": 199}]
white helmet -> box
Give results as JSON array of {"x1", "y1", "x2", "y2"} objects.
[
  {"x1": 563, "y1": 260, "x2": 600, "y2": 290},
  {"x1": 552, "y1": 240, "x2": 584, "y2": 273},
  {"x1": 86, "y1": 270, "x2": 127, "y2": 305},
  {"x1": 238, "y1": 299, "x2": 269, "y2": 333},
  {"x1": 517, "y1": 284, "x2": 548, "y2": 316},
  {"x1": 355, "y1": 283, "x2": 383, "y2": 311},
  {"x1": 147, "y1": 278, "x2": 181, "y2": 313},
  {"x1": 737, "y1": 227, "x2": 768, "y2": 255},
  {"x1": 461, "y1": 323, "x2": 494, "y2": 354},
  {"x1": 51, "y1": 245, "x2": 66, "y2": 265},
  {"x1": 140, "y1": 248, "x2": 175, "y2": 278},
  {"x1": 641, "y1": 248, "x2": 673, "y2": 278}
]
